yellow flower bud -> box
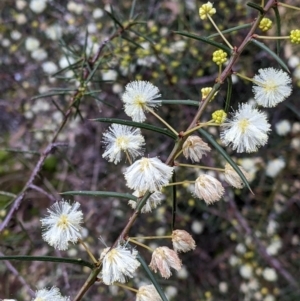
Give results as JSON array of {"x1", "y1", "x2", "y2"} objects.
[
  {"x1": 259, "y1": 18, "x2": 273, "y2": 32},
  {"x1": 290, "y1": 29, "x2": 300, "y2": 44},
  {"x1": 199, "y1": 2, "x2": 216, "y2": 20},
  {"x1": 212, "y1": 49, "x2": 227, "y2": 65},
  {"x1": 212, "y1": 109, "x2": 227, "y2": 124}
]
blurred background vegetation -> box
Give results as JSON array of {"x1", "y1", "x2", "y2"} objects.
[{"x1": 0, "y1": 0, "x2": 300, "y2": 300}]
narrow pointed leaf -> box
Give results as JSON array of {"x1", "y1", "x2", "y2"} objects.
[
  {"x1": 225, "y1": 76, "x2": 232, "y2": 113},
  {"x1": 93, "y1": 118, "x2": 178, "y2": 139},
  {"x1": 171, "y1": 172, "x2": 177, "y2": 231},
  {"x1": 137, "y1": 254, "x2": 169, "y2": 301},
  {"x1": 285, "y1": 103, "x2": 300, "y2": 119},
  {"x1": 129, "y1": 0, "x2": 137, "y2": 19},
  {"x1": 174, "y1": 31, "x2": 231, "y2": 54},
  {"x1": 246, "y1": 2, "x2": 264, "y2": 13},
  {"x1": 60, "y1": 191, "x2": 137, "y2": 201},
  {"x1": 161, "y1": 99, "x2": 199, "y2": 106},
  {"x1": 51, "y1": 59, "x2": 83, "y2": 76},
  {"x1": 198, "y1": 128, "x2": 253, "y2": 193},
  {"x1": 207, "y1": 24, "x2": 252, "y2": 39},
  {"x1": 251, "y1": 39, "x2": 290, "y2": 73},
  {"x1": 86, "y1": 57, "x2": 104, "y2": 84},
  {"x1": 121, "y1": 34, "x2": 144, "y2": 48},
  {"x1": 129, "y1": 29, "x2": 155, "y2": 44},
  {"x1": 31, "y1": 92, "x2": 72, "y2": 100},
  {"x1": 0, "y1": 255, "x2": 93, "y2": 269},
  {"x1": 105, "y1": 10, "x2": 124, "y2": 28},
  {"x1": 0, "y1": 191, "x2": 16, "y2": 198},
  {"x1": 272, "y1": 6, "x2": 281, "y2": 56}
]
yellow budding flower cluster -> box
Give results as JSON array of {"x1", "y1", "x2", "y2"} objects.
[
  {"x1": 259, "y1": 18, "x2": 273, "y2": 32},
  {"x1": 201, "y1": 87, "x2": 212, "y2": 99},
  {"x1": 290, "y1": 29, "x2": 300, "y2": 44},
  {"x1": 201, "y1": 87, "x2": 217, "y2": 101},
  {"x1": 199, "y1": 1, "x2": 216, "y2": 20},
  {"x1": 212, "y1": 110, "x2": 227, "y2": 124},
  {"x1": 212, "y1": 49, "x2": 227, "y2": 65}
]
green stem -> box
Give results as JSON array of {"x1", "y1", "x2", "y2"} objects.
[
  {"x1": 130, "y1": 235, "x2": 172, "y2": 240},
  {"x1": 253, "y1": 35, "x2": 289, "y2": 40},
  {"x1": 207, "y1": 15, "x2": 233, "y2": 49},
  {"x1": 128, "y1": 238, "x2": 153, "y2": 251},
  {"x1": 166, "y1": 181, "x2": 195, "y2": 186},
  {"x1": 183, "y1": 121, "x2": 219, "y2": 137},
  {"x1": 177, "y1": 163, "x2": 224, "y2": 172},
  {"x1": 79, "y1": 239, "x2": 98, "y2": 264},
  {"x1": 278, "y1": 2, "x2": 300, "y2": 11},
  {"x1": 73, "y1": 266, "x2": 102, "y2": 301},
  {"x1": 114, "y1": 283, "x2": 138, "y2": 293},
  {"x1": 148, "y1": 108, "x2": 179, "y2": 136}
]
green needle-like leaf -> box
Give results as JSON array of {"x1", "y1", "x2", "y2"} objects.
[
  {"x1": 31, "y1": 92, "x2": 72, "y2": 100},
  {"x1": 105, "y1": 10, "x2": 124, "y2": 29},
  {"x1": 251, "y1": 39, "x2": 290, "y2": 73},
  {"x1": 285, "y1": 103, "x2": 300, "y2": 119},
  {"x1": 86, "y1": 58, "x2": 104, "y2": 84},
  {"x1": 225, "y1": 76, "x2": 232, "y2": 113},
  {"x1": 246, "y1": 2, "x2": 264, "y2": 13},
  {"x1": 0, "y1": 255, "x2": 94, "y2": 269},
  {"x1": 129, "y1": 29, "x2": 155, "y2": 44},
  {"x1": 121, "y1": 34, "x2": 144, "y2": 48},
  {"x1": 137, "y1": 254, "x2": 169, "y2": 301},
  {"x1": 272, "y1": 6, "x2": 281, "y2": 56},
  {"x1": 198, "y1": 128, "x2": 253, "y2": 193},
  {"x1": 60, "y1": 191, "x2": 137, "y2": 201},
  {"x1": 174, "y1": 31, "x2": 231, "y2": 54},
  {"x1": 207, "y1": 24, "x2": 252, "y2": 39},
  {"x1": 93, "y1": 118, "x2": 178, "y2": 139},
  {"x1": 161, "y1": 99, "x2": 199, "y2": 106}
]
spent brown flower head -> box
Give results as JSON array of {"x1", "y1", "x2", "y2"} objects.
[
  {"x1": 149, "y1": 246, "x2": 182, "y2": 278},
  {"x1": 182, "y1": 136, "x2": 211, "y2": 162},
  {"x1": 224, "y1": 163, "x2": 250, "y2": 189},
  {"x1": 194, "y1": 174, "x2": 224, "y2": 205},
  {"x1": 172, "y1": 229, "x2": 196, "y2": 253}
]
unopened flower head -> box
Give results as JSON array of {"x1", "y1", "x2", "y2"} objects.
[
  {"x1": 201, "y1": 87, "x2": 217, "y2": 101},
  {"x1": 32, "y1": 286, "x2": 70, "y2": 301},
  {"x1": 212, "y1": 49, "x2": 227, "y2": 65},
  {"x1": 182, "y1": 136, "x2": 211, "y2": 162},
  {"x1": 102, "y1": 124, "x2": 145, "y2": 164},
  {"x1": 136, "y1": 284, "x2": 162, "y2": 301},
  {"x1": 40, "y1": 200, "x2": 83, "y2": 250},
  {"x1": 252, "y1": 68, "x2": 292, "y2": 107},
  {"x1": 122, "y1": 81, "x2": 161, "y2": 122},
  {"x1": 128, "y1": 190, "x2": 164, "y2": 213},
  {"x1": 194, "y1": 174, "x2": 224, "y2": 205},
  {"x1": 220, "y1": 103, "x2": 271, "y2": 153},
  {"x1": 149, "y1": 246, "x2": 182, "y2": 278},
  {"x1": 172, "y1": 230, "x2": 196, "y2": 253},
  {"x1": 212, "y1": 110, "x2": 227, "y2": 124},
  {"x1": 124, "y1": 157, "x2": 174, "y2": 192},
  {"x1": 199, "y1": 2, "x2": 216, "y2": 20},
  {"x1": 100, "y1": 244, "x2": 140, "y2": 285},
  {"x1": 224, "y1": 163, "x2": 250, "y2": 189},
  {"x1": 259, "y1": 18, "x2": 272, "y2": 32},
  {"x1": 290, "y1": 29, "x2": 300, "y2": 44}
]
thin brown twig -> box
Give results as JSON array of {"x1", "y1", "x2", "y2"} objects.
[
  {"x1": 0, "y1": 142, "x2": 68, "y2": 232},
  {"x1": 29, "y1": 184, "x2": 57, "y2": 202}
]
